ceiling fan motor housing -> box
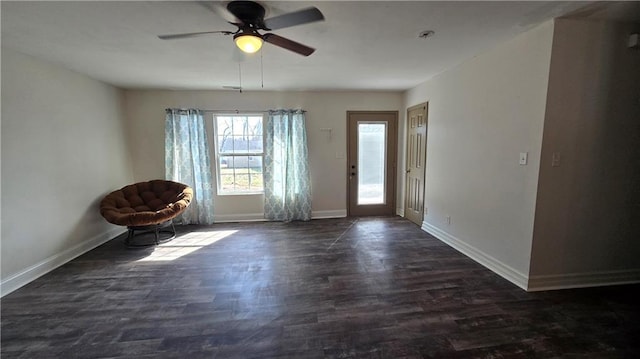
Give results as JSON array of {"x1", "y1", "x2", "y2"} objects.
[{"x1": 227, "y1": 1, "x2": 267, "y2": 29}]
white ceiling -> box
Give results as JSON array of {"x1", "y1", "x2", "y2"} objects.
[{"x1": 2, "y1": 1, "x2": 592, "y2": 92}]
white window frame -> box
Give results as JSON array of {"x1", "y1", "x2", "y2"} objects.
[{"x1": 212, "y1": 113, "x2": 265, "y2": 195}]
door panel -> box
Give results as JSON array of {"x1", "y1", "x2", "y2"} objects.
[
  {"x1": 404, "y1": 103, "x2": 428, "y2": 225},
  {"x1": 347, "y1": 111, "x2": 398, "y2": 216}
]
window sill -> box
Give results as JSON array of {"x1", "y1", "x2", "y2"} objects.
[{"x1": 216, "y1": 192, "x2": 264, "y2": 197}]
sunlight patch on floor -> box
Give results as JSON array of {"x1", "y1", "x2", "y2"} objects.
[{"x1": 137, "y1": 230, "x2": 237, "y2": 262}]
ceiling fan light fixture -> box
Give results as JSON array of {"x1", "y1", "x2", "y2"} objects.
[
  {"x1": 234, "y1": 33, "x2": 263, "y2": 53},
  {"x1": 158, "y1": 1, "x2": 324, "y2": 57}
]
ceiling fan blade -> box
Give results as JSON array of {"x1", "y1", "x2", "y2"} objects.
[
  {"x1": 158, "y1": 31, "x2": 234, "y2": 40},
  {"x1": 264, "y1": 7, "x2": 324, "y2": 30},
  {"x1": 262, "y1": 33, "x2": 315, "y2": 56}
]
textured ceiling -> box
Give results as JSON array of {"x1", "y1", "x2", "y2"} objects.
[{"x1": 1, "y1": 1, "x2": 592, "y2": 91}]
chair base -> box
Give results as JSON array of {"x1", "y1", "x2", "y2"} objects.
[{"x1": 125, "y1": 220, "x2": 176, "y2": 248}]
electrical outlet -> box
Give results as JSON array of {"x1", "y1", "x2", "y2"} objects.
[{"x1": 446, "y1": 216, "x2": 451, "y2": 225}]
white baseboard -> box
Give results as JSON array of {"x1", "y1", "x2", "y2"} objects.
[
  {"x1": 396, "y1": 208, "x2": 405, "y2": 217},
  {"x1": 312, "y1": 209, "x2": 347, "y2": 219},
  {"x1": 1, "y1": 227, "x2": 125, "y2": 297},
  {"x1": 527, "y1": 270, "x2": 640, "y2": 292},
  {"x1": 214, "y1": 213, "x2": 266, "y2": 223},
  {"x1": 421, "y1": 221, "x2": 529, "y2": 290},
  {"x1": 213, "y1": 210, "x2": 347, "y2": 223}
]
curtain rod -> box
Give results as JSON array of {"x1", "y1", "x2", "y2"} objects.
[
  {"x1": 166, "y1": 108, "x2": 305, "y2": 114},
  {"x1": 203, "y1": 109, "x2": 267, "y2": 114}
]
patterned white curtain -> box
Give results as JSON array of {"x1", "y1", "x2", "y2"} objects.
[
  {"x1": 263, "y1": 109, "x2": 312, "y2": 221},
  {"x1": 165, "y1": 109, "x2": 214, "y2": 225}
]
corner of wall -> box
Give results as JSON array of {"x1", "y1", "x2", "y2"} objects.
[
  {"x1": 1, "y1": 228, "x2": 126, "y2": 297},
  {"x1": 529, "y1": 17, "x2": 640, "y2": 286},
  {"x1": 421, "y1": 221, "x2": 529, "y2": 290}
]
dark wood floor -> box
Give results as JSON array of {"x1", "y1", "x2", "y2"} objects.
[{"x1": 2, "y1": 217, "x2": 639, "y2": 358}]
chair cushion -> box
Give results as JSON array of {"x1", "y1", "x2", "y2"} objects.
[{"x1": 100, "y1": 180, "x2": 193, "y2": 227}]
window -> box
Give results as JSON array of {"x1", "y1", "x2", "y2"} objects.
[{"x1": 213, "y1": 114, "x2": 264, "y2": 194}]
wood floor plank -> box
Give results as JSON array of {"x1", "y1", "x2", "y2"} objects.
[{"x1": 2, "y1": 217, "x2": 639, "y2": 358}]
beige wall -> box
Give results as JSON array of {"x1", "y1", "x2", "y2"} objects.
[
  {"x1": 529, "y1": 19, "x2": 640, "y2": 288},
  {"x1": 404, "y1": 21, "x2": 555, "y2": 287},
  {"x1": 1, "y1": 48, "x2": 134, "y2": 295},
  {"x1": 4, "y1": 14, "x2": 635, "y2": 296},
  {"x1": 123, "y1": 90, "x2": 403, "y2": 220}
]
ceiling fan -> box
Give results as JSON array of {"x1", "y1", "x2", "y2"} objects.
[{"x1": 158, "y1": 1, "x2": 324, "y2": 56}]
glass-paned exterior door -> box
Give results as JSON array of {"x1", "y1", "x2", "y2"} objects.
[
  {"x1": 347, "y1": 111, "x2": 397, "y2": 216},
  {"x1": 358, "y1": 123, "x2": 387, "y2": 205}
]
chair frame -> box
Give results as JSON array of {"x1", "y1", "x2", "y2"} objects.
[{"x1": 125, "y1": 220, "x2": 176, "y2": 248}]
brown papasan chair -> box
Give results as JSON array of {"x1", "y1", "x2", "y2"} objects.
[{"x1": 100, "y1": 180, "x2": 193, "y2": 247}]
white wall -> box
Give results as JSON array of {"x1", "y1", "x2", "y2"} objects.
[
  {"x1": 404, "y1": 21, "x2": 555, "y2": 288},
  {"x1": 123, "y1": 90, "x2": 403, "y2": 220},
  {"x1": 1, "y1": 48, "x2": 134, "y2": 295},
  {"x1": 529, "y1": 19, "x2": 640, "y2": 289}
]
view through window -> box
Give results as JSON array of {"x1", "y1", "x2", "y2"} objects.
[{"x1": 214, "y1": 114, "x2": 264, "y2": 194}]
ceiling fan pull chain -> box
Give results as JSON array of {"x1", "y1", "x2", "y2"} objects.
[
  {"x1": 261, "y1": 48, "x2": 264, "y2": 89},
  {"x1": 238, "y1": 63, "x2": 243, "y2": 93}
]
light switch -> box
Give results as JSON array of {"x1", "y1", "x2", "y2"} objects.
[
  {"x1": 519, "y1": 152, "x2": 528, "y2": 165},
  {"x1": 552, "y1": 152, "x2": 561, "y2": 167}
]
